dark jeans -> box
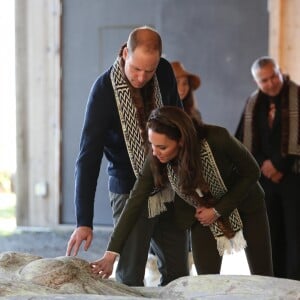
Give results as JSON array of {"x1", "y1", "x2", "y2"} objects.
[
  {"x1": 261, "y1": 173, "x2": 300, "y2": 280},
  {"x1": 109, "y1": 192, "x2": 189, "y2": 286}
]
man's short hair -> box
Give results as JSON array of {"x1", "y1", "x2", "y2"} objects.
[
  {"x1": 251, "y1": 56, "x2": 279, "y2": 79},
  {"x1": 127, "y1": 26, "x2": 162, "y2": 56}
]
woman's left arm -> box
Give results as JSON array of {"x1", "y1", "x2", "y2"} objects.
[{"x1": 90, "y1": 157, "x2": 155, "y2": 277}]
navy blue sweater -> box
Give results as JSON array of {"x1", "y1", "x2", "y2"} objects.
[{"x1": 75, "y1": 57, "x2": 182, "y2": 227}]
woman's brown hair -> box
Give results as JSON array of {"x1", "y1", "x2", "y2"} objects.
[{"x1": 147, "y1": 106, "x2": 207, "y2": 194}]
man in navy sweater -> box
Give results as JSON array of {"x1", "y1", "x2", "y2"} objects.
[{"x1": 66, "y1": 26, "x2": 189, "y2": 286}]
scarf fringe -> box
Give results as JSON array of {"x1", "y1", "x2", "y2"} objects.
[
  {"x1": 216, "y1": 229, "x2": 247, "y2": 256},
  {"x1": 148, "y1": 186, "x2": 175, "y2": 218}
]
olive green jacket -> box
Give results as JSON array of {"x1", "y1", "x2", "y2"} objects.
[{"x1": 107, "y1": 125, "x2": 265, "y2": 253}]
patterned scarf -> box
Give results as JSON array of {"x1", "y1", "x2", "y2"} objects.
[
  {"x1": 110, "y1": 57, "x2": 163, "y2": 177},
  {"x1": 110, "y1": 57, "x2": 175, "y2": 210}
]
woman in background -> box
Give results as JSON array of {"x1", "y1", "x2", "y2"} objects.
[{"x1": 171, "y1": 61, "x2": 202, "y2": 121}]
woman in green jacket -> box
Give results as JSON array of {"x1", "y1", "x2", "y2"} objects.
[{"x1": 91, "y1": 106, "x2": 273, "y2": 279}]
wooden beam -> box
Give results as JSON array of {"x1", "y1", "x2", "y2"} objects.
[{"x1": 269, "y1": 0, "x2": 300, "y2": 81}]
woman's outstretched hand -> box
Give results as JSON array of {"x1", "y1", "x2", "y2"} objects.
[{"x1": 90, "y1": 251, "x2": 118, "y2": 279}]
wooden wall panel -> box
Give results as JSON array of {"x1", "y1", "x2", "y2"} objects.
[{"x1": 269, "y1": 0, "x2": 300, "y2": 81}]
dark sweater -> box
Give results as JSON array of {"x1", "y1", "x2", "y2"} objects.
[{"x1": 75, "y1": 57, "x2": 181, "y2": 227}]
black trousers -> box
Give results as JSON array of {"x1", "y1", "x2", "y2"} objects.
[
  {"x1": 260, "y1": 173, "x2": 300, "y2": 280},
  {"x1": 109, "y1": 192, "x2": 189, "y2": 286},
  {"x1": 191, "y1": 206, "x2": 273, "y2": 277}
]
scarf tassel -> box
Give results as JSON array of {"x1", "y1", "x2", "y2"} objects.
[
  {"x1": 216, "y1": 229, "x2": 247, "y2": 256},
  {"x1": 148, "y1": 186, "x2": 175, "y2": 218}
]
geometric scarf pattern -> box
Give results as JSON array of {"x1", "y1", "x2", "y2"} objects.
[
  {"x1": 167, "y1": 140, "x2": 246, "y2": 255},
  {"x1": 199, "y1": 141, "x2": 244, "y2": 238},
  {"x1": 110, "y1": 57, "x2": 163, "y2": 177}
]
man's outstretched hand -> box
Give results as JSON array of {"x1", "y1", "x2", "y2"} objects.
[{"x1": 66, "y1": 226, "x2": 93, "y2": 256}]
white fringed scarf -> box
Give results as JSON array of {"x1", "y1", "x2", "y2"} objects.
[
  {"x1": 110, "y1": 57, "x2": 163, "y2": 177},
  {"x1": 110, "y1": 57, "x2": 174, "y2": 206}
]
